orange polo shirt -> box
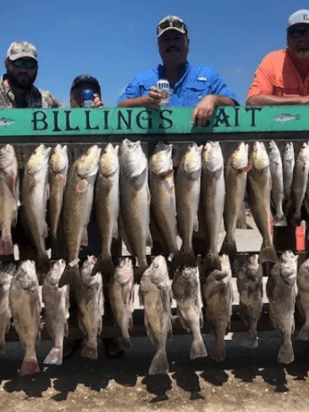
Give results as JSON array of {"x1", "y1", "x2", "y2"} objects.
[{"x1": 247, "y1": 49, "x2": 309, "y2": 98}]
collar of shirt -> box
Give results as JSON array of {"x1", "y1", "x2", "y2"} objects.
[{"x1": 156, "y1": 61, "x2": 191, "y2": 89}]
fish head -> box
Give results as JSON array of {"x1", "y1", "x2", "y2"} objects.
[
  {"x1": 99, "y1": 143, "x2": 119, "y2": 177},
  {"x1": 247, "y1": 254, "x2": 259, "y2": 269},
  {"x1": 283, "y1": 142, "x2": 294, "y2": 161},
  {"x1": 80, "y1": 255, "x2": 97, "y2": 276},
  {"x1": 120, "y1": 139, "x2": 147, "y2": 178},
  {"x1": 46, "y1": 259, "x2": 66, "y2": 285},
  {"x1": 231, "y1": 142, "x2": 249, "y2": 170},
  {"x1": 114, "y1": 257, "x2": 134, "y2": 284},
  {"x1": 268, "y1": 141, "x2": 281, "y2": 162},
  {"x1": 279, "y1": 251, "x2": 298, "y2": 282},
  {"x1": 181, "y1": 143, "x2": 202, "y2": 176},
  {"x1": 76, "y1": 145, "x2": 101, "y2": 178},
  {"x1": 0, "y1": 144, "x2": 16, "y2": 170},
  {"x1": 148, "y1": 255, "x2": 169, "y2": 287},
  {"x1": 202, "y1": 141, "x2": 223, "y2": 172},
  {"x1": 16, "y1": 260, "x2": 37, "y2": 289},
  {"x1": 249, "y1": 142, "x2": 269, "y2": 171},
  {"x1": 149, "y1": 142, "x2": 173, "y2": 175},
  {"x1": 27, "y1": 144, "x2": 52, "y2": 174},
  {"x1": 298, "y1": 142, "x2": 309, "y2": 162},
  {"x1": 50, "y1": 145, "x2": 68, "y2": 174}
]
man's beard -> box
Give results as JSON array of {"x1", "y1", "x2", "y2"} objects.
[{"x1": 6, "y1": 69, "x2": 37, "y2": 90}]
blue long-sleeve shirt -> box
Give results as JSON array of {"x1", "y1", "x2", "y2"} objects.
[{"x1": 118, "y1": 62, "x2": 238, "y2": 106}]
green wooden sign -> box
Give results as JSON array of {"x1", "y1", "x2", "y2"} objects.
[{"x1": 0, "y1": 105, "x2": 307, "y2": 136}]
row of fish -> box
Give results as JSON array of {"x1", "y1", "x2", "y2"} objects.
[
  {"x1": 0, "y1": 139, "x2": 283, "y2": 285},
  {"x1": 3, "y1": 249, "x2": 309, "y2": 375}
]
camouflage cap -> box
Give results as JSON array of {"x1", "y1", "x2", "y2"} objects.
[
  {"x1": 7, "y1": 41, "x2": 38, "y2": 61},
  {"x1": 157, "y1": 15, "x2": 188, "y2": 38}
]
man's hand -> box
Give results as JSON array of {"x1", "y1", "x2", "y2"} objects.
[
  {"x1": 145, "y1": 86, "x2": 161, "y2": 109},
  {"x1": 191, "y1": 95, "x2": 217, "y2": 127},
  {"x1": 93, "y1": 93, "x2": 104, "y2": 108}
]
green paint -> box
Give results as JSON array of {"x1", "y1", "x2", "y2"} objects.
[{"x1": 0, "y1": 105, "x2": 308, "y2": 137}]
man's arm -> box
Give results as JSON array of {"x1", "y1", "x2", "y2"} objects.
[
  {"x1": 118, "y1": 87, "x2": 161, "y2": 109},
  {"x1": 191, "y1": 95, "x2": 235, "y2": 127},
  {"x1": 247, "y1": 94, "x2": 309, "y2": 106}
]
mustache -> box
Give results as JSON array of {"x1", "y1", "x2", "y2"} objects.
[{"x1": 166, "y1": 46, "x2": 180, "y2": 53}]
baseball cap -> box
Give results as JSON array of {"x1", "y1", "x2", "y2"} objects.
[
  {"x1": 7, "y1": 41, "x2": 38, "y2": 61},
  {"x1": 157, "y1": 15, "x2": 188, "y2": 38},
  {"x1": 70, "y1": 74, "x2": 101, "y2": 95},
  {"x1": 288, "y1": 10, "x2": 309, "y2": 28}
]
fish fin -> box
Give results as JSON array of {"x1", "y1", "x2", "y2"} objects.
[
  {"x1": 177, "y1": 310, "x2": 191, "y2": 333},
  {"x1": 297, "y1": 326, "x2": 309, "y2": 341},
  {"x1": 193, "y1": 216, "x2": 199, "y2": 232},
  {"x1": 45, "y1": 183, "x2": 50, "y2": 201},
  {"x1": 190, "y1": 338, "x2": 207, "y2": 359},
  {"x1": 91, "y1": 256, "x2": 114, "y2": 277},
  {"x1": 148, "y1": 348, "x2": 169, "y2": 375},
  {"x1": 76, "y1": 179, "x2": 88, "y2": 193},
  {"x1": 160, "y1": 286, "x2": 171, "y2": 312},
  {"x1": 59, "y1": 264, "x2": 79, "y2": 287},
  {"x1": 112, "y1": 221, "x2": 118, "y2": 240},
  {"x1": 0, "y1": 233, "x2": 14, "y2": 256},
  {"x1": 144, "y1": 317, "x2": 156, "y2": 346},
  {"x1": 43, "y1": 222, "x2": 49, "y2": 238},
  {"x1": 81, "y1": 341, "x2": 98, "y2": 360},
  {"x1": 278, "y1": 342, "x2": 294, "y2": 364},
  {"x1": 121, "y1": 280, "x2": 133, "y2": 305},
  {"x1": 146, "y1": 230, "x2": 153, "y2": 248},
  {"x1": 20, "y1": 356, "x2": 40, "y2": 376},
  {"x1": 43, "y1": 347, "x2": 63, "y2": 365},
  {"x1": 273, "y1": 214, "x2": 287, "y2": 227},
  {"x1": 258, "y1": 245, "x2": 278, "y2": 264},
  {"x1": 147, "y1": 186, "x2": 151, "y2": 205},
  {"x1": 220, "y1": 236, "x2": 237, "y2": 257},
  {"x1": 81, "y1": 227, "x2": 88, "y2": 247}
]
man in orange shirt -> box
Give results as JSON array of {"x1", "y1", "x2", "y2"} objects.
[{"x1": 247, "y1": 9, "x2": 309, "y2": 106}]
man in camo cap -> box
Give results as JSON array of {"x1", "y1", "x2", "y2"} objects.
[{"x1": 0, "y1": 41, "x2": 60, "y2": 108}]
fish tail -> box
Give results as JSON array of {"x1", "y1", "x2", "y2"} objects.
[
  {"x1": 58, "y1": 264, "x2": 79, "y2": 287},
  {"x1": 190, "y1": 337, "x2": 207, "y2": 359},
  {"x1": 148, "y1": 348, "x2": 169, "y2": 375},
  {"x1": 297, "y1": 326, "x2": 309, "y2": 342},
  {"x1": 37, "y1": 253, "x2": 51, "y2": 274},
  {"x1": 0, "y1": 233, "x2": 14, "y2": 256},
  {"x1": 278, "y1": 340, "x2": 294, "y2": 364},
  {"x1": 43, "y1": 346, "x2": 63, "y2": 365},
  {"x1": 174, "y1": 250, "x2": 196, "y2": 267},
  {"x1": 291, "y1": 213, "x2": 302, "y2": 228},
  {"x1": 203, "y1": 253, "x2": 222, "y2": 272},
  {"x1": 240, "y1": 332, "x2": 258, "y2": 349},
  {"x1": 210, "y1": 341, "x2": 225, "y2": 363},
  {"x1": 120, "y1": 335, "x2": 132, "y2": 350},
  {"x1": 273, "y1": 213, "x2": 287, "y2": 227},
  {"x1": 81, "y1": 341, "x2": 98, "y2": 360},
  {"x1": 91, "y1": 256, "x2": 114, "y2": 277},
  {"x1": 258, "y1": 245, "x2": 278, "y2": 264},
  {"x1": 20, "y1": 354, "x2": 40, "y2": 376},
  {"x1": 219, "y1": 236, "x2": 237, "y2": 257}
]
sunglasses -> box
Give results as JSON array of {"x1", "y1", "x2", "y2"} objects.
[
  {"x1": 10, "y1": 59, "x2": 37, "y2": 69},
  {"x1": 157, "y1": 19, "x2": 188, "y2": 35},
  {"x1": 288, "y1": 27, "x2": 309, "y2": 38}
]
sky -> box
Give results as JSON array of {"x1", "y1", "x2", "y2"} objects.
[{"x1": 1, "y1": 0, "x2": 307, "y2": 107}]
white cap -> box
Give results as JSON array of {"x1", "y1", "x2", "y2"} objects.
[{"x1": 288, "y1": 9, "x2": 309, "y2": 28}]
